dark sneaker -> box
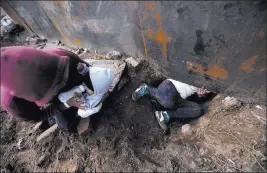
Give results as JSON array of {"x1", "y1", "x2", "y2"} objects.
[
  {"x1": 132, "y1": 84, "x2": 148, "y2": 101},
  {"x1": 155, "y1": 111, "x2": 168, "y2": 132}
]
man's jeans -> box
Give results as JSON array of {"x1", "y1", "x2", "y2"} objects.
[{"x1": 147, "y1": 80, "x2": 203, "y2": 119}]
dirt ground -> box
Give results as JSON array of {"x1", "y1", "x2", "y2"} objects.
[{"x1": 0, "y1": 34, "x2": 266, "y2": 172}]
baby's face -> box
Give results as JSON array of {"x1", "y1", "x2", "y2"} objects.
[{"x1": 77, "y1": 63, "x2": 84, "y2": 72}]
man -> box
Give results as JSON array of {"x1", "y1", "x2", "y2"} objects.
[
  {"x1": 132, "y1": 79, "x2": 209, "y2": 133},
  {"x1": 0, "y1": 46, "x2": 94, "y2": 132}
]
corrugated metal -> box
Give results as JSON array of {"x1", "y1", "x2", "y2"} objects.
[{"x1": 2, "y1": 1, "x2": 266, "y2": 104}]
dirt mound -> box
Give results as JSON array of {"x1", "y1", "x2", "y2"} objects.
[
  {"x1": 1, "y1": 62, "x2": 266, "y2": 172},
  {"x1": 0, "y1": 34, "x2": 266, "y2": 172}
]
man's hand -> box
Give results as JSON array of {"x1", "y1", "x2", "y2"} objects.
[
  {"x1": 196, "y1": 87, "x2": 209, "y2": 98},
  {"x1": 66, "y1": 92, "x2": 87, "y2": 110}
]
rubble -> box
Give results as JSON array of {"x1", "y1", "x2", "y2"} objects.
[
  {"x1": 25, "y1": 35, "x2": 47, "y2": 46},
  {"x1": 181, "y1": 124, "x2": 193, "y2": 138},
  {"x1": 36, "y1": 124, "x2": 58, "y2": 142},
  {"x1": 1, "y1": 14, "x2": 24, "y2": 37},
  {"x1": 16, "y1": 138, "x2": 24, "y2": 150},
  {"x1": 105, "y1": 51, "x2": 121, "y2": 59},
  {"x1": 221, "y1": 96, "x2": 241, "y2": 110},
  {"x1": 256, "y1": 105, "x2": 265, "y2": 111},
  {"x1": 124, "y1": 57, "x2": 139, "y2": 67}
]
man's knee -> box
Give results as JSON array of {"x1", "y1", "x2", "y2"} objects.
[{"x1": 195, "y1": 105, "x2": 204, "y2": 117}]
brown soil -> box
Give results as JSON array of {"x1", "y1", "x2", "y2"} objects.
[{"x1": 0, "y1": 34, "x2": 266, "y2": 172}]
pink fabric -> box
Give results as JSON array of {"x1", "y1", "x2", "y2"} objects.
[{"x1": 0, "y1": 46, "x2": 70, "y2": 110}]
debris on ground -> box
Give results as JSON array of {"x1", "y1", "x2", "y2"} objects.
[
  {"x1": 180, "y1": 124, "x2": 193, "y2": 139},
  {"x1": 124, "y1": 57, "x2": 140, "y2": 67},
  {"x1": 36, "y1": 124, "x2": 58, "y2": 142},
  {"x1": 16, "y1": 138, "x2": 24, "y2": 150},
  {"x1": 0, "y1": 33, "x2": 266, "y2": 172},
  {"x1": 105, "y1": 50, "x2": 121, "y2": 60},
  {"x1": 221, "y1": 96, "x2": 242, "y2": 111},
  {"x1": 0, "y1": 11, "x2": 24, "y2": 38},
  {"x1": 25, "y1": 35, "x2": 47, "y2": 46}
]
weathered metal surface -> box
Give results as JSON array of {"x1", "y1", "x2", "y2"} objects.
[{"x1": 2, "y1": 1, "x2": 266, "y2": 104}]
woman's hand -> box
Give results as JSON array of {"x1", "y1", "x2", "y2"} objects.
[
  {"x1": 66, "y1": 92, "x2": 87, "y2": 110},
  {"x1": 82, "y1": 83, "x2": 94, "y2": 95}
]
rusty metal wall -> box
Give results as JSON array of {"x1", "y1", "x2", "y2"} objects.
[{"x1": 1, "y1": 1, "x2": 266, "y2": 104}]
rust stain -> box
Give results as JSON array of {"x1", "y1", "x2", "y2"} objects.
[
  {"x1": 146, "y1": 25, "x2": 172, "y2": 58},
  {"x1": 49, "y1": 17, "x2": 69, "y2": 43},
  {"x1": 239, "y1": 56, "x2": 257, "y2": 73},
  {"x1": 145, "y1": 1, "x2": 157, "y2": 10},
  {"x1": 186, "y1": 61, "x2": 228, "y2": 80},
  {"x1": 73, "y1": 38, "x2": 82, "y2": 45},
  {"x1": 259, "y1": 68, "x2": 266, "y2": 72},
  {"x1": 144, "y1": 1, "x2": 157, "y2": 20},
  {"x1": 81, "y1": 1, "x2": 87, "y2": 14},
  {"x1": 82, "y1": 1, "x2": 87, "y2": 7},
  {"x1": 142, "y1": 3, "x2": 172, "y2": 63},
  {"x1": 52, "y1": 0, "x2": 63, "y2": 8},
  {"x1": 153, "y1": 13, "x2": 162, "y2": 26},
  {"x1": 137, "y1": 8, "x2": 148, "y2": 57},
  {"x1": 146, "y1": 25, "x2": 153, "y2": 38}
]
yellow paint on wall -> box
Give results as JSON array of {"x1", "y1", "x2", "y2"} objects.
[
  {"x1": 146, "y1": 25, "x2": 172, "y2": 58},
  {"x1": 186, "y1": 61, "x2": 228, "y2": 80},
  {"x1": 239, "y1": 56, "x2": 257, "y2": 73},
  {"x1": 73, "y1": 38, "x2": 82, "y2": 45}
]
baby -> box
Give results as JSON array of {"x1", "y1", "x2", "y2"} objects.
[{"x1": 58, "y1": 62, "x2": 114, "y2": 118}]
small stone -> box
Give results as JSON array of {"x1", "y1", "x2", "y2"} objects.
[
  {"x1": 199, "y1": 148, "x2": 205, "y2": 156},
  {"x1": 105, "y1": 51, "x2": 121, "y2": 59},
  {"x1": 125, "y1": 57, "x2": 139, "y2": 67},
  {"x1": 181, "y1": 124, "x2": 193, "y2": 138},
  {"x1": 188, "y1": 161, "x2": 197, "y2": 169},
  {"x1": 36, "y1": 155, "x2": 46, "y2": 166},
  {"x1": 221, "y1": 96, "x2": 241, "y2": 110},
  {"x1": 256, "y1": 105, "x2": 265, "y2": 110},
  {"x1": 36, "y1": 124, "x2": 58, "y2": 142},
  {"x1": 17, "y1": 138, "x2": 24, "y2": 150}
]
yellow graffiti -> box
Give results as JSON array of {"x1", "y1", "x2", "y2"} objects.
[
  {"x1": 73, "y1": 38, "x2": 82, "y2": 45},
  {"x1": 186, "y1": 61, "x2": 229, "y2": 80},
  {"x1": 239, "y1": 56, "x2": 257, "y2": 73},
  {"x1": 141, "y1": 2, "x2": 172, "y2": 63}
]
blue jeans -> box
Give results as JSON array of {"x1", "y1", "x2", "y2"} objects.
[{"x1": 147, "y1": 80, "x2": 203, "y2": 119}]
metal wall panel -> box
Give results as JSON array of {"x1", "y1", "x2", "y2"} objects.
[{"x1": 2, "y1": 1, "x2": 266, "y2": 104}]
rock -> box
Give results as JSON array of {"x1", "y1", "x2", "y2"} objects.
[
  {"x1": 16, "y1": 138, "x2": 24, "y2": 150},
  {"x1": 188, "y1": 161, "x2": 197, "y2": 169},
  {"x1": 36, "y1": 124, "x2": 58, "y2": 142},
  {"x1": 256, "y1": 105, "x2": 265, "y2": 111},
  {"x1": 221, "y1": 96, "x2": 241, "y2": 110},
  {"x1": 181, "y1": 124, "x2": 193, "y2": 138},
  {"x1": 36, "y1": 154, "x2": 47, "y2": 166},
  {"x1": 33, "y1": 122, "x2": 43, "y2": 131},
  {"x1": 125, "y1": 57, "x2": 139, "y2": 67},
  {"x1": 105, "y1": 51, "x2": 121, "y2": 59},
  {"x1": 0, "y1": 168, "x2": 8, "y2": 173},
  {"x1": 199, "y1": 148, "x2": 205, "y2": 156},
  {"x1": 26, "y1": 35, "x2": 47, "y2": 46},
  {"x1": 117, "y1": 75, "x2": 130, "y2": 91}
]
